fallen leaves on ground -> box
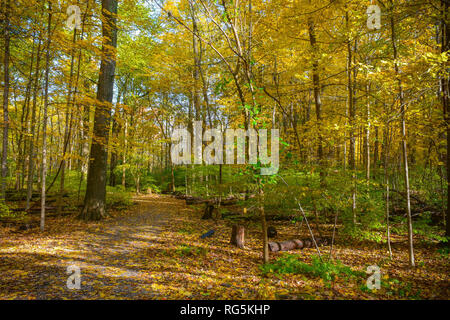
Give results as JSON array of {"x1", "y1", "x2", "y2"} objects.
[{"x1": 0, "y1": 194, "x2": 448, "y2": 300}]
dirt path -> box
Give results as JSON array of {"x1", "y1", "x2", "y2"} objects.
[
  {"x1": 0, "y1": 195, "x2": 182, "y2": 299},
  {"x1": 1, "y1": 194, "x2": 448, "y2": 300}
]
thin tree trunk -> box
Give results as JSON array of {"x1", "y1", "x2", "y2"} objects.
[
  {"x1": 58, "y1": 28, "x2": 78, "y2": 214},
  {"x1": 259, "y1": 178, "x2": 269, "y2": 263},
  {"x1": 26, "y1": 37, "x2": 42, "y2": 210},
  {"x1": 1, "y1": 0, "x2": 11, "y2": 200},
  {"x1": 122, "y1": 115, "x2": 127, "y2": 188},
  {"x1": 41, "y1": 1, "x2": 53, "y2": 231},
  {"x1": 366, "y1": 82, "x2": 371, "y2": 182},
  {"x1": 346, "y1": 11, "x2": 357, "y2": 225},
  {"x1": 308, "y1": 15, "x2": 324, "y2": 183},
  {"x1": 16, "y1": 36, "x2": 36, "y2": 191},
  {"x1": 390, "y1": 0, "x2": 414, "y2": 266},
  {"x1": 384, "y1": 121, "x2": 393, "y2": 259}
]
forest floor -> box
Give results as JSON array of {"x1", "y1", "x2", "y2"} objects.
[{"x1": 0, "y1": 194, "x2": 448, "y2": 300}]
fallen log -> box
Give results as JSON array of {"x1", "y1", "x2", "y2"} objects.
[
  {"x1": 185, "y1": 196, "x2": 209, "y2": 205},
  {"x1": 222, "y1": 213, "x2": 294, "y2": 222},
  {"x1": 185, "y1": 195, "x2": 239, "y2": 206},
  {"x1": 268, "y1": 237, "x2": 328, "y2": 252},
  {"x1": 220, "y1": 198, "x2": 238, "y2": 206}
]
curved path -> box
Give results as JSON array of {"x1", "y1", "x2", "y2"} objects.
[{"x1": 0, "y1": 195, "x2": 180, "y2": 299}]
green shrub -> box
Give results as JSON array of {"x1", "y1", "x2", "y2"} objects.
[
  {"x1": 0, "y1": 201, "x2": 27, "y2": 220},
  {"x1": 437, "y1": 246, "x2": 449, "y2": 259},
  {"x1": 175, "y1": 244, "x2": 208, "y2": 257},
  {"x1": 261, "y1": 254, "x2": 363, "y2": 285},
  {"x1": 0, "y1": 201, "x2": 11, "y2": 217},
  {"x1": 106, "y1": 186, "x2": 132, "y2": 208}
]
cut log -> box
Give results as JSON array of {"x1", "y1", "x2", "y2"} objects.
[
  {"x1": 184, "y1": 195, "x2": 237, "y2": 206},
  {"x1": 185, "y1": 196, "x2": 208, "y2": 205},
  {"x1": 268, "y1": 242, "x2": 281, "y2": 252},
  {"x1": 230, "y1": 224, "x2": 245, "y2": 249},
  {"x1": 268, "y1": 237, "x2": 328, "y2": 252},
  {"x1": 293, "y1": 239, "x2": 304, "y2": 249},
  {"x1": 220, "y1": 199, "x2": 237, "y2": 206}
]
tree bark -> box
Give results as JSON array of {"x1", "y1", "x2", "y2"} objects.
[
  {"x1": 440, "y1": 0, "x2": 450, "y2": 238},
  {"x1": 346, "y1": 11, "x2": 357, "y2": 225},
  {"x1": 308, "y1": 15, "x2": 324, "y2": 184},
  {"x1": 1, "y1": 0, "x2": 11, "y2": 200},
  {"x1": 230, "y1": 224, "x2": 245, "y2": 249},
  {"x1": 390, "y1": 0, "x2": 414, "y2": 266},
  {"x1": 58, "y1": 28, "x2": 78, "y2": 215},
  {"x1": 40, "y1": 1, "x2": 53, "y2": 231},
  {"x1": 26, "y1": 35, "x2": 42, "y2": 210},
  {"x1": 80, "y1": 0, "x2": 118, "y2": 220}
]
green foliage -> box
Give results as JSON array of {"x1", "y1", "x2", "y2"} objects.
[
  {"x1": 0, "y1": 201, "x2": 11, "y2": 217},
  {"x1": 175, "y1": 244, "x2": 208, "y2": 257},
  {"x1": 437, "y1": 246, "x2": 449, "y2": 259},
  {"x1": 390, "y1": 213, "x2": 447, "y2": 243},
  {"x1": 374, "y1": 278, "x2": 420, "y2": 299},
  {"x1": 413, "y1": 212, "x2": 447, "y2": 242},
  {"x1": 106, "y1": 186, "x2": 133, "y2": 208},
  {"x1": 261, "y1": 254, "x2": 363, "y2": 285},
  {"x1": 0, "y1": 201, "x2": 27, "y2": 221},
  {"x1": 177, "y1": 227, "x2": 194, "y2": 235}
]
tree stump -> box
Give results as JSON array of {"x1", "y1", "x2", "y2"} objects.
[
  {"x1": 267, "y1": 226, "x2": 277, "y2": 238},
  {"x1": 202, "y1": 204, "x2": 215, "y2": 219},
  {"x1": 230, "y1": 224, "x2": 245, "y2": 248}
]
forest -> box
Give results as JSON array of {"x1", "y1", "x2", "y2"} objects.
[{"x1": 0, "y1": 0, "x2": 449, "y2": 300}]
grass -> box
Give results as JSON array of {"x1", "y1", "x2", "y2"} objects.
[{"x1": 261, "y1": 254, "x2": 364, "y2": 286}]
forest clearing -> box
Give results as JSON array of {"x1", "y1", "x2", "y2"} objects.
[{"x1": 0, "y1": 0, "x2": 449, "y2": 302}]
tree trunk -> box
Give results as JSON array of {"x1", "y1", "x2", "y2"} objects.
[
  {"x1": 80, "y1": 0, "x2": 118, "y2": 220},
  {"x1": 109, "y1": 95, "x2": 121, "y2": 187},
  {"x1": 122, "y1": 115, "x2": 127, "y2": 188},
  {"x1": 308, "y1": 15, "x2": 324, "y2": 184},
  {"x1": 365, "y1": 82, "x2": 371, "y2": 182},
  {"x1": 441, "y1": 0, "x2": 450, "y2": 238},
  {"x1": 41, "y1": 1, "x2": 53, "y2": 231},
  {"x1": 346, "y1": 11, "x2": 357, "y2": 225},
  {"x1": 390, "y1": 0, "x2": 414, "y2": 266},
  {"x1": 258, "y1": 179, "x2": 269, "y2": 263},
  {"x1": 26, "y1": 36, "x2": 42, "y2": 210},
  {"x1": 1, "y1": 0, "x2": 11, "y2": 200},
  {"x1": 384, "y1": 120, "x2": 393, "y2": 259},
  {"x1": 230, "y1": 224, "x2": 245, "y2": 249},
  {"x1": 58, "y1": 28, "x2": 77, "y2": 215}
]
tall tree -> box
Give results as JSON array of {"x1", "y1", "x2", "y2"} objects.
[
  {"x1": 40, "y1": 0, "x2": 53, "y2": 231},
  {"x1": 441, "y1": 0, "x2": 450, "y2": 238},
  {"x1": 389, "y1": 0, "x2": 415, "y2": 266},
  {"x1": 1, "y1": 0, "x2": 11, "y2": 200},
  {"x1": 80, "y1": 0, "x2": 118, "y2": 220}
]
